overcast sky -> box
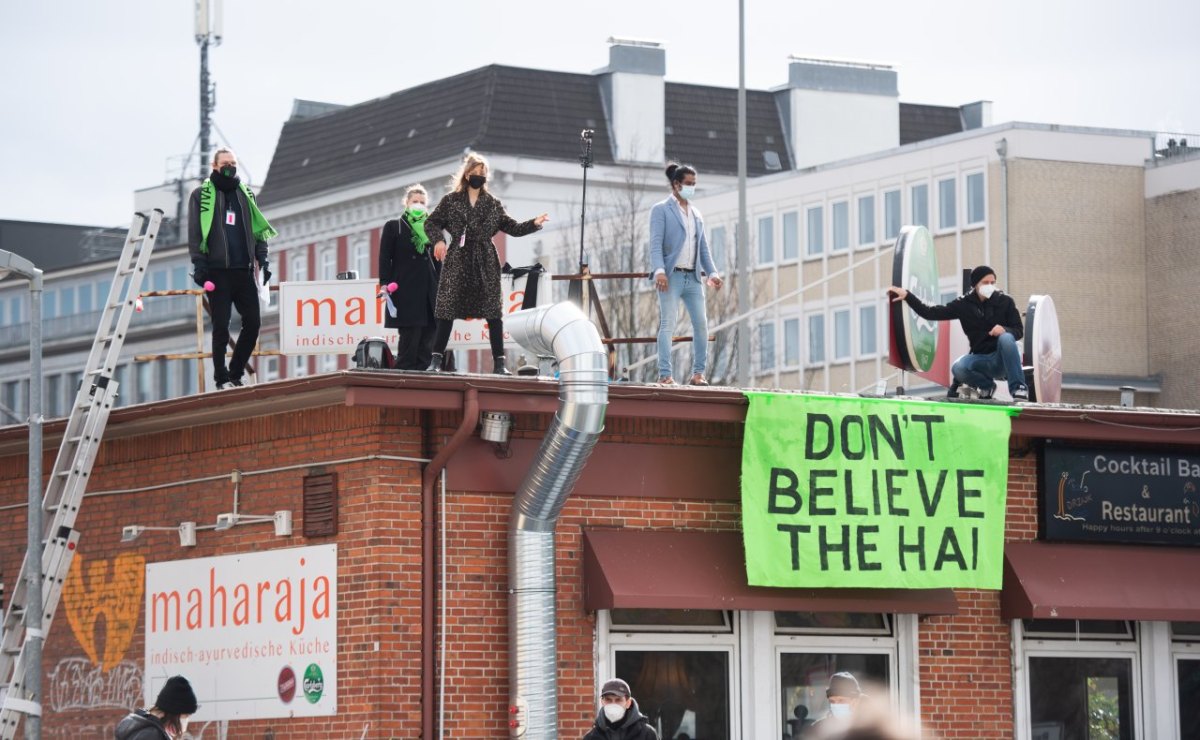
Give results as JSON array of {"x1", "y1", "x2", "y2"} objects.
[{"x1": 3, "y1": 0, "x2": 1197, "y2": 227}]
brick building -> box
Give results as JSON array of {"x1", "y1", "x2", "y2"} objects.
[{"x1": 2, "y1": 369, "x2": 1198, "y2": 739}]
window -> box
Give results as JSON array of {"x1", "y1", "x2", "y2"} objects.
[
  {"x1": 831, "y1": 201, "x2": 849, "y2": 252},
  {"x1": 782, "y1": 212, "x2": 799, "y2": 261},
  {"x1": 319, "y1": 246, "x2": 337, "y2": 280},
  {"x1": 1028, "y1": 657, "x2": 1133, "y2": 740},
  {"x1": 1180, "y1": 657, "x2": 1200, "y2": 740},
  {"x1": 805, "y1": 206, "x2": 824, "y2": 257},
  {"x1": 151, "y1": 270, "x2": 168, "y2": 292},
  {"x1": 1, "y1": 380, "x2": 21, "y2": 421},
  {"x1": 937, "y1": 177, "x2": 957, "y2": 230},
  {"x1": 60, "y1": 287, "x2": 76, "y2": 316},
  {"x1": 155, "y1": 360, "x2": 170, "y2": 400},
  {"x1": 910, "y1": 183, "x2": 929, "y2": 228},
  {"x1": 783, "y1": 318, "x2": 800, "y2": 366},
  {"x1": 883, "y1": 190, "x2": 901, "y2": 240},
  {"x1": 67, "y1": 371, "x2": 83, "y2": 409},
  {"x1": 291, "y1": 354, "x2": 307, "y2": 378},
  {"x1": 8, "y1": 296, "x2": 21, "y2": 324},
  {"x1": 77, "y1": 283, "x2": 93, "y2": 313},
  {"x1": 137, "y1": 362, "x2": 153, "y2": 404},
  {"x1": 775, "y1": 612, "x2": 891, "y2": 635},
  {"x1": 833, "y1": 309, "x2": 851, "y2": 360},
  {"x1": 96, "y1": 280, "x2": 112, "y2": 310},
  {"x1": 807, "y1": 314, "x2": 825, "y2": 364},
  {"x1": 966, "y1": 172, "x2": 985, "y2": 224},
  {"x1": 757, "y1": 216, "x2": 774, "y2": 264},
  {"x1": 180, "y1": 358, "x2": 197, "y2": 397},
  {"x1": 759, "y1": 322, "x2": 775, "y2": 372},
  {"x1": 262, "y1": 356, "x2": 280, "y2": 383},
  {"x1": 780, "y1": 651, "x2": 890, "y2": 736},
  {"x1": 43, "y1": 290, "x2": 57, "y2": 320},
  {"x1": 615, "y1": 650, "x2": 731, "y2": 740},
  {"x1": 319, "y1": 353, "x2": 338, "y2": 373},
  {"x1": 46, "y1": 375, "x2": 62, "y2": 418},
  {"x1": 609, "y1": 609, "x2": 731, "y2": 632},
  {"x1": 290, "y1": 250, "x2": 309, "y2": 282},
  {"x1": 352, "y1": 238, "x2": 371, "y2": 279},
  {"x1": 857, "y1": 195, "x2": 876, "y2": 246},
  {"x1": 859, "y1": 305, "x2": 877, "y2": 356},
  {"x1": 710, "y1": 226, "x2": 727, "y2": 272},
  {"x1": 172, "y1": 266, "x2": 188, "y2": 290}
]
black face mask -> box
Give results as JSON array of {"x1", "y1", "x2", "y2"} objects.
[
  {"x1": 467, "y1": 174, "x2": 486, "y2": 189},
  {"x1": 211, "y1": 166, "x2": 240, "y2": 192}
]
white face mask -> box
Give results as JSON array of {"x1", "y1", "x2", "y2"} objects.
[
  {"x1": 407, "y1": 202, "x2": 427, "y2": 214},
  {"x1": 678, "y1": 185, "x2": 696, "y2": 201},
  {"x1": 828, "y1": 702, "x2": 852, "y2": 719},
  {"x1": 177, "y1": 716, "x2": 190, "y2": 737},
  {"x1": 978, "y1": 283, "x2": 996, "y2": 299},
  {"x1": 603, "y1": 703, "x2": 627, "y2": 723}
]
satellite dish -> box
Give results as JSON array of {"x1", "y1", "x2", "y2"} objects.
[
  {"x1": 1025, "y1": 294, "x2": 1063, "y2": 403},
  {"x1": 889, "y1": 225, "x2": 939, "y2": 372}
]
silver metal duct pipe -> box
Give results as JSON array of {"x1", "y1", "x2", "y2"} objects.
[{"x1": 506, "y1": 302, "x2": 608, "y2": 739}]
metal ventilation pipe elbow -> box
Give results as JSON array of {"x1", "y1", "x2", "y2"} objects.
[{"x1": 505, "y1": 302, "x2": 608, "y2": 739}]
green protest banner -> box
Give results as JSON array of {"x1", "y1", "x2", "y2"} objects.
[{"x1": 741, "y1": 392, "x2": 1018, "y2": 589}]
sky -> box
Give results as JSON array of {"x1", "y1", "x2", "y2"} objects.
[{"x1": 2, "y1": 0, "x2": 1197, "y2": 227}]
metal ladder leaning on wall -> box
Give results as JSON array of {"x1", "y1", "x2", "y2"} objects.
[{"x1": 0, "y1": 210, "x2": 162, "y2": 738}]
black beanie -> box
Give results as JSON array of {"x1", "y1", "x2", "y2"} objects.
[
  {"x1": 155, "y1": 675, "x2": 198, "y2": 715},
  {"x1": 970, "y1": 265, "x2": 996, "y2": 287}
]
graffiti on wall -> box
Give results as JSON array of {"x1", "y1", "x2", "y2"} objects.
[{"x1": 62, "y1": 551, "x2": 145, "y2": 670}]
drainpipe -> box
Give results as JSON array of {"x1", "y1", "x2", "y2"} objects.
[
  {"x1": 505, "y1": 302, "x2": 608, "y2": 739},
  {"x1": 996, "y1": 138, "x2": 1010, "y2": 286},
  {"x1": 421, "y1": 387, "x2": 478, "y2": 740}
]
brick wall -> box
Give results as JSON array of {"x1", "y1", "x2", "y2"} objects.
[{"x1": 0, "y1": 399, "x2": 1048, "y2": 739}]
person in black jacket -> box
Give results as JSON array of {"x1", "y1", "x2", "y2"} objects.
[
  {"x1": 583, "y1": 677, "x2": 659, "y2": 740},
  {"x1": 379, "y1": 184, "x2": 440, "y2": 370},
  {"x1": 114, "y1": 674, "x2": 198, "y2": 739},
  {"x1": 887, "y1": 264, "x2": 1029, "y2": 401},
  {"x1": 188, "y1": 147, "x2": 276, "y2": 390}
]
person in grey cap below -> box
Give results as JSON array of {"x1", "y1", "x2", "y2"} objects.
[
  {"x1": 810, "y1": 671, "x2": 866, "y2": 733},
  {"x1": 114, "y1": 675, "x2": 198, "y2": 739},
  {"x1": 583, "y1": 677, "x2": 659, "y2": 739},
  {"x1": 888, "y1": 264, "x2": 1029, "y2": 401}
]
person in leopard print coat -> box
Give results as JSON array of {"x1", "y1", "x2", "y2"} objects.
[{"x1": 425, "y1": 152, "x2": 548, "y2": 374}]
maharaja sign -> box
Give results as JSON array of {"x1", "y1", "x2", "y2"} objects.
[{"x1": 1041, "y1": 444, "x2": 1200, "y2": 546}]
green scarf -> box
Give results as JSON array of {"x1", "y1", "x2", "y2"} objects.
[
  {"x1": 402, "y1": 208, "x2": 430, "y2": 254},
  {"x1": 199, "y1": 179, "x2": 279, "y2": 254}
]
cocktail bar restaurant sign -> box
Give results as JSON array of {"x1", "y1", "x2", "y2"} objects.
[{"x1": 1041, "y1": 444, "x2": 1200, "y2": 546}]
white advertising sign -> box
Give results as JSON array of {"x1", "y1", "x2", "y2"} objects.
[
  {"x1": 278, "y1": 273, "x2": 551, "y2": 356},
  {"x1": 144, "y1": 544, "x2": 338, "y2": 721}
]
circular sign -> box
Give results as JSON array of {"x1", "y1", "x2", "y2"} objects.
[
  {"x1": 302, "y1": 663, "x2": 325, "y2": 704},
  {"x1": 890, "y1": 225, "x2": 940, "y2": 372},
  {"x1": 1025, "y1": 294, "x2": 1063, "y2": 403},
  {"x1": 277, "y1": 666, "x2": 297, "y2": 704}
]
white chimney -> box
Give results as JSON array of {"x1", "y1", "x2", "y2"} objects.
[
  {"x1": 781, "y1": 57, "x2": 900, "y2": 168},
  {"x1": 597, "y1": 38, "x2": 665, "y2": 164}
]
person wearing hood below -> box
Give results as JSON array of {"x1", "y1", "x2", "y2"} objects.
[
  {"x1": 188, "y1": 147, "x2": 277, "y2": 390},
  {"x1": 114, "y1": 674, "x2": 198, "y2": 739},
  {"x1": 887, "y1": 264, "x2": 1029, "y2": 401},
  {"x1": 583, "y1": 677, "x2": 659, "y2": 740}
]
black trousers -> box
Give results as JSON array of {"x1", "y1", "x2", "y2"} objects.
[
  {"x1": 208, "y1": 268, "x2": 260, "y2": 382},
  {"x1": 395, "y1": 325, "x2": 436, "y2": 370},
  {"x1": 433, "y1": 317, "x2": 504, "y2": 357}
]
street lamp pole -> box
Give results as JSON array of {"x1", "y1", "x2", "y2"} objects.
[
  {"x1": 0, "y1": 250, "x2": 44, "y2": 740},
  {"x1": 735, "y1": 0, "x2": 751, "y2": 387}
]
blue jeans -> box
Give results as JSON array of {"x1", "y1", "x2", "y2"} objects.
[
  {"x1": 952, "y1": 332, "x2": 1026, "y2": 392},
  {"x1": 657, "y1": 270, "x2": 708, "y2": 378}
]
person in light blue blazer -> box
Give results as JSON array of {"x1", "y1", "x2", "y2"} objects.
[{"x1": 649, "y1": 163, "x2": 724, "y2": 385}]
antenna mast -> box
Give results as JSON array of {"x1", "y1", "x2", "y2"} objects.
[{"x1": 195, "y1": 0, "x2": 223, "y2": 178}]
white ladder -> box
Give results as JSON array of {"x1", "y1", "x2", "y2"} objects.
[{"x1": 0, "y1": 210, "x2": 162, "y2": 738}]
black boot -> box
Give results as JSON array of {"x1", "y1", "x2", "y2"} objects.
[
  {"x1": 493, "y1": 356, "x2": 513, "y2": 376},
  {"x1": 426, "y1": 353, "x2": 444, "y2": 373}
]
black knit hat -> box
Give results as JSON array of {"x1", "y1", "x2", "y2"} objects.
[
  {"x1": 155, "y1": 675, "x2": 199, "y2": 715},
  {"x1": 970, "y1": 265, "x2": 996, "y2": 287}
]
